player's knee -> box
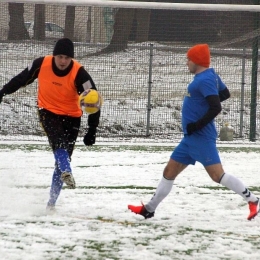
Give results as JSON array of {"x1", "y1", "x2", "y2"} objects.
[
  {"x1": 52, "y1": 141, "x2": 67, "y2": 151},
  {"x1": 208, "y1": 171, "x2": 224, "y2": 183},
  {"x1": 211, "y1": 175, "x2": 220, "y2": 183},
  {"x1": 163, "y1": 162, "x2": 181, "y2": 180}
]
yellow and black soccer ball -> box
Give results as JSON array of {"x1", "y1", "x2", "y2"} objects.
[{"x1": 79, "y1": 89, "x2": 103, "y2": 114}]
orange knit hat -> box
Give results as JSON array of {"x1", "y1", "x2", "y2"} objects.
[{"x1": 187, "y1": 44, "x2": 210, "y2": 68}]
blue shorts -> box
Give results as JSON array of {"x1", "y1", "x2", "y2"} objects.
[{"x1": 170, "y1": 135, "x2": 221, "y2": 166}]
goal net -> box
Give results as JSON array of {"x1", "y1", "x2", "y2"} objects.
[{"x1": 0, "y1": 0, "x2": 259, "y2": 142}]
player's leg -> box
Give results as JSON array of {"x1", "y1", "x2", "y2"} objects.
[
  {"x1": 39, "y1": 109, "x2": 76, "y2": 213},
  {"x1": 144, "y1": 158, "x2": 187, "y2": 213},
  {"x1": 55, "y1": 116, "x2": 80, "y2": 189},
  {"x1": 205, "y1": 163, "x2": 259, "y2": 220},
  {"x1": 199, "y1": 140, "x2": 259, "y2": 220},
  {"x1": 47, "y1": 163, "x2": 63, "y2": 212},
  {"x1": 39, "y1": 109, "x2": 76, "y2": 189},
  {"x1": 198, "y1": 141, "x2": 258, "y2": 204},
  {"x1": 128, "y1": 138, "x2": 191, "y2": 218},
  {"x1": 53, "y1": 148, "x2": 75, "y2": 188},
  {"x1": 63, "y1": 115, "x2": 81, "y2": 159}
]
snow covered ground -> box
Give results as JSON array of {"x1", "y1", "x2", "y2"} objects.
[
  {"x1": 1, "y1": 142, "x2": 260, "y2": 260},
  {"x1": 1, "y1": 40, "x2": 260, "y2": 259}
]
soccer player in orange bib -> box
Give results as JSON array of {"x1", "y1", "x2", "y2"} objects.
[{"x1": 0, "y1": 38, "x2": 101, "y2": 213}]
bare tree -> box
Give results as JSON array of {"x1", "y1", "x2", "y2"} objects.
[
  {"x1": 102, "y1": 8, "x2": 135, "y2": 52},
  {"x1": 135, "y1": 9, "x2": 151, "y2": 43},
  {"x1": 99, "y1": 0, "x2": 255, "y2": 53},
  {"x1": 102, "y1": 0, "x2": 152, "y2": 53},
  {"x1": 34, "y1": 4, "x2": 45, "y2": 40},
  {"x1": 8, "y1": 3, "x2": 29, "y2": 40},
  {"x1": 65, "y1": 6, "x2": 75, "y2": 40}
]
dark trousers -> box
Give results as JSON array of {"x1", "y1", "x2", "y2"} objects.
[
  {"x1": 38, "y1": 108, "x2": 81, "y2": 206},
  {"x1": 38, "y1": 108, "x2": 81, "y2": 158}
]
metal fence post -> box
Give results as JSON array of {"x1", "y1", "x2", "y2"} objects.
[
  {"x1": 249, "y1": 0, "x2": 260, "y2": 141},
  {"x1": 146, "y1": 43, "x2": 153, "y2": 136},
  {"x1": 239, "y1": 48, "x2": 246, "y2": 138}
]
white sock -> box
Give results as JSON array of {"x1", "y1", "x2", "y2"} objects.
[
  {"x1": 220, "y1": 172, "x2": 258, "y2": 202},
  {"x1": 145, "y1": 176, "x2": 174, "y2": 212}
]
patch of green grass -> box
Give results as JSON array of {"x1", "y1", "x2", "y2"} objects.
[
  {"x1": 85, "y1": 240, "x2": 121, "y2": 259},
  {"x1": 173, "y1": 248, "x2": 196, "y2": 256},
  {"x1": 198, "y1": 186, "x2": 228, "y2": 190},
  {"x1": 61, "y1": 245, "x2": 77, "y2": 251},
  {"x1": 218, "y1": 147, "x2": 260, "y2": 153},
  {"x1": 71, "y1": 185, "x2": 155, "y2": 190},
  {"x1": 77, "y1": 160, "x2": 166, "y2": 168},
  {"x1": 177, "y1": 227, "x2": 193, "y2": 235},
  {"x1": 0, "y1": 143, "x2": 259, "y2": 154},
  {"x1": 198, "y1": 185, "x2": 260, "y2": 193},
  {"x1": 1, "y1": 143, "x2": 260, "y2": 153},
  {"x1": 0, "y1": 144, "x2": 51, "y2": 152},
  {"x1": 196, "y1": 229, "x2": 215, "y2": 234}
]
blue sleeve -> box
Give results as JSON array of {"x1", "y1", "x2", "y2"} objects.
[
  {"x1": 217, "y1": 75, "x2": 227, "y2": 92},
  {"x1": 199, "y1": 77, "x2": 219, "y2": 97}
]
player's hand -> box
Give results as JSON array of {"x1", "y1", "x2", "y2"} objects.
[
  {"x1": 83, "y1": 127, "x2": 97, "y2": 146},
  {"x1": 186, "y1": 123, "x2": 198, "y2": 135}
]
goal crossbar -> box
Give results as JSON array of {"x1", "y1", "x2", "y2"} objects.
[{"x1": 3, "y1": 0, "x2": 260, "y2": 12}]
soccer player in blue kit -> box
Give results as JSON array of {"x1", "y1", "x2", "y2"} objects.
[{"x1": 128, "y1": 44, "x2": 259, "y2": 221}]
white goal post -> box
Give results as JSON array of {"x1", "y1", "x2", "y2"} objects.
[{"x1": 3, "y1": 0, "x2": 260, "y2": 12}]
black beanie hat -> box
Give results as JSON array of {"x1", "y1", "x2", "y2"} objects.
[{"x1": 53, "y1": 38, "x2": 74, "y2": 58}]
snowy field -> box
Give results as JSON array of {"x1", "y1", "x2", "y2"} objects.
[{"x1": 1, "y1": 142, "x2": 260, "y2": 260}]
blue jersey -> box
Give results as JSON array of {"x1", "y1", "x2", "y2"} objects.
[{"x1": 182, "y1": 68, "x2": 226, "y2": 139}]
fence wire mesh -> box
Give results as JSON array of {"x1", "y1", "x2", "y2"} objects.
[{"x1": 0, "y1": 1, "x2": 259, "y2": 142}]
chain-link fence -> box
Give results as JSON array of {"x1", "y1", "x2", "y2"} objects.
[{"x1": 0, "y1": 1, "x2": 259, "y2": 142}]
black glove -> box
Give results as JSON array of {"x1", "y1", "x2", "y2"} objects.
[
  {"x1": 186, "y1": 123, "x2": 198, "y2": 135},
  {"x1": 83, "y1": 127, "x2": 97, "y2": 146}
]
